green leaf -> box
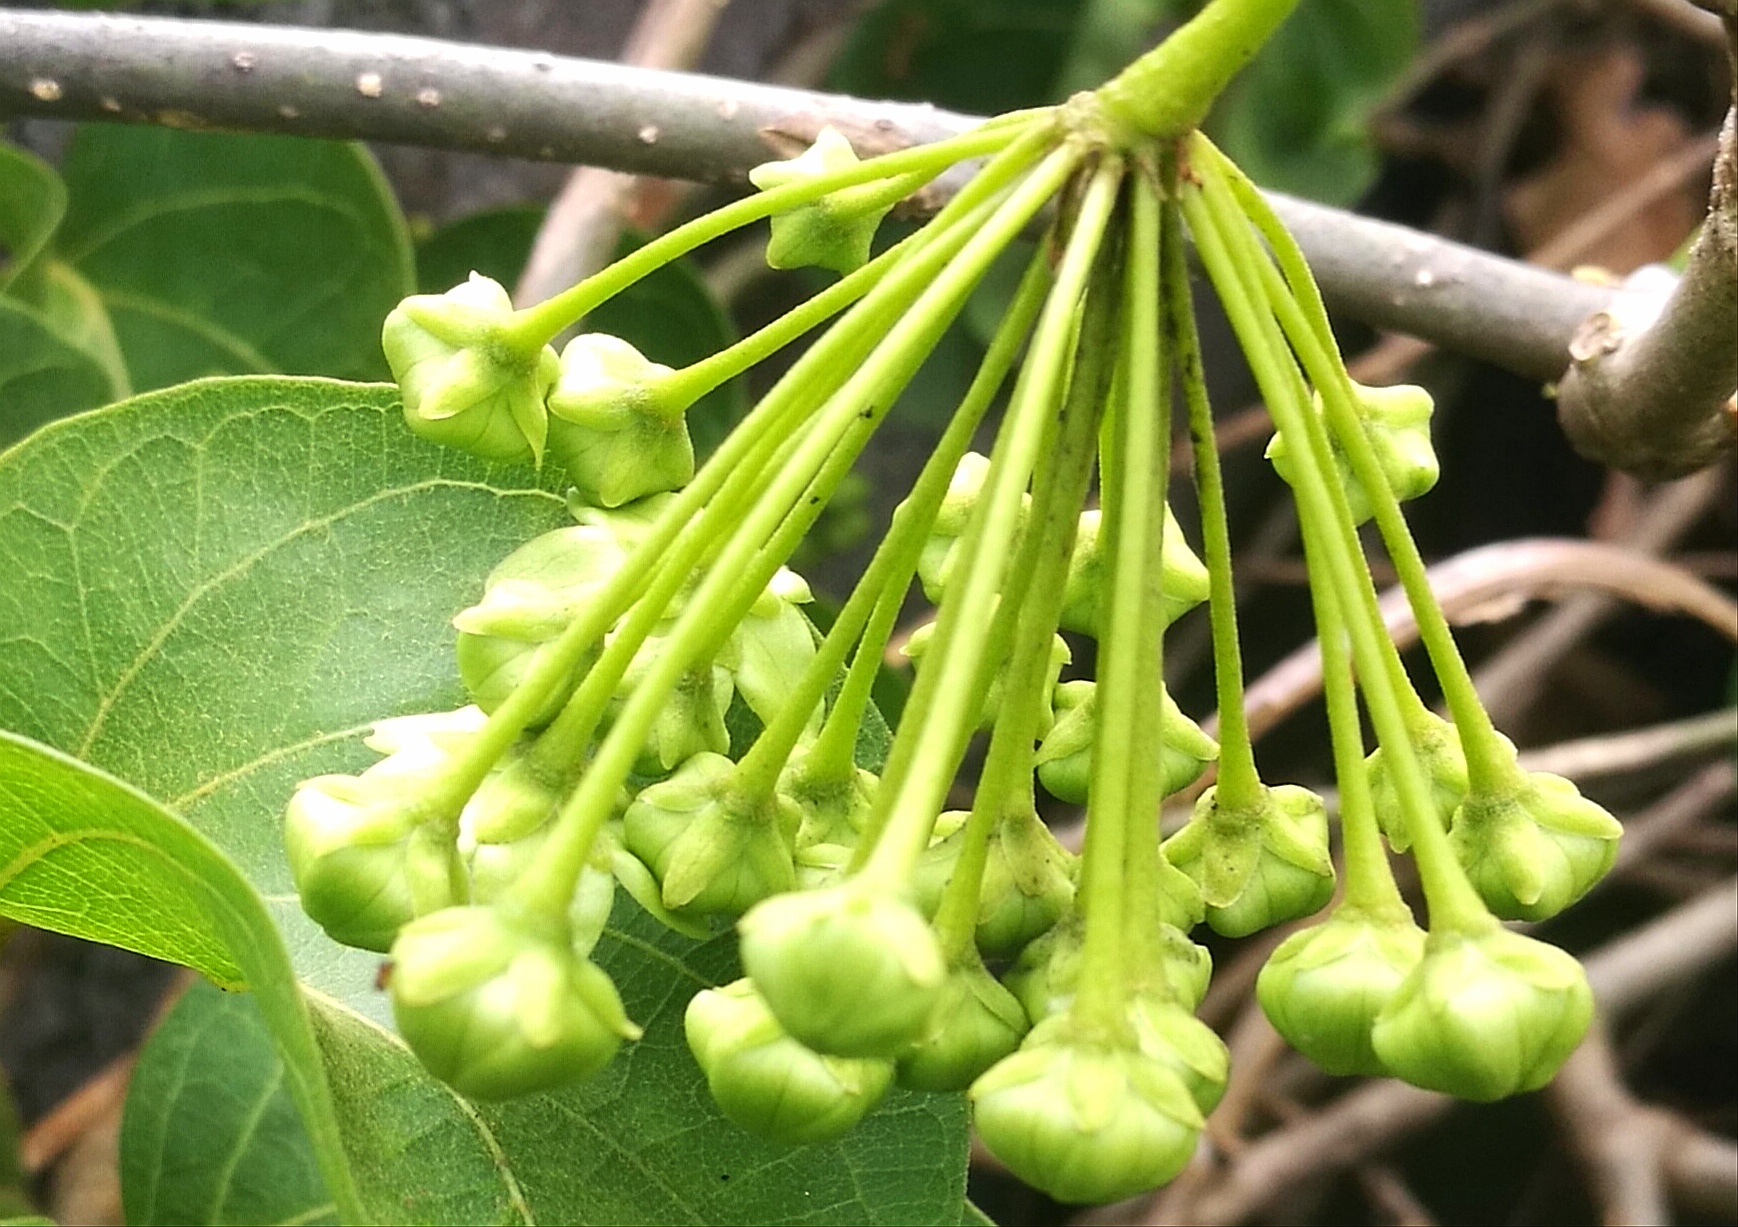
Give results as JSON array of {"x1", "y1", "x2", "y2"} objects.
[
  {"x1": 55, "y1": 128, "x2": 414, "y2": 389},
  {"x1": 26, "y1": 260, "x2": 131, "y2": 401},
  {"x1": 416, "y1": 209, "x2": 747, "y2": 459},
  {"x1": 1209, "y1": 0, "x2": 1420, "y2": 205},
  {"x1": 0, "y1": 143, "x2": 65, "y2": 296},
  {"x1": 0, "y1": 376, "x2": 968, "y2": 1225},
  {"x1": 0, "y1": 297, "x2": 112, "y2": 446},
  {"x1": 122, "y1": 978, "x2": 337, "y2": 1227},
  {"x1": 0, "y1": 730, "x2": 365, "y2": 1223}
]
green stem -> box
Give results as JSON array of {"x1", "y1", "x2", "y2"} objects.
[
  {"x1": 655, "y1": 134, "x2": 1048, "y2": 412},
  {"x1": 1205, "y1": 151, "x2": 1518, "y2": 794},
  {"x1": 857, "y1": 151, "x2": 1118, "y2": 892},
  {"x1": 929, "y1": 251, "x2": 1108, "y2": 962},
  {"x1": 516, "y1": 144, "x2": 1080, "y2": 919},
  {"x1": 1180, "y1": 162, "x2": 1492, "y2": 935},
  {"x1": 1072, "y1": 167, "x2": 1169, "y2": 1035},
  {"x1": 1096, "y1": 0, "x2": 1301, "y2": 141},
  {"x1": 1176, "y1": 239, "x2": 1262, "y2": 815},
  {"x1": 750, "y1": 249, "x2": 1055, "y2": 797},
  {"x1": 1294, "y1": 503, "x2": 1409, "y2": 916},
  {"x1": 506, "y1": 117, "x2": 1050, "y2": 349}
]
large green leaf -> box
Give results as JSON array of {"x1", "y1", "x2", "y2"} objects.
[
  {"x1": 0, "y1": 297, "x2": 112, "y2": 446},
  {"x1": 0, "y1": 730, "x2": 364, "y2": 1223},
  {"x1": 0, "y1": 377, "x2": 969, "y2": 1224},
  {"x1": 0, "y1": 144, "x2": 64, "y2": 296},
  {"x1": 1209, "y1": 0, "x2": 1420, "y2": 204},
  {"x1": 122, "y1": 978, "x2": 337, "y2": 1227},
  {"x1": 416, "y1": 208, "x2": 747, "y2": 459},
  {"x1": 55, "y1": 128, "x2": 413, "y2": 388}
]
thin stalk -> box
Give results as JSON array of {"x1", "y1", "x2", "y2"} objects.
[
  {"x1": 507, "y1": 117, "x2": 1050, "y2": 349},
  {"x1": 1295, "y1": 505, "x2": 1410, "y2": 915},
  {"x1": 1073, "y1": 168, "x2": 1168, "y2": 1035},
  {"x1": 929, "y1": 254, "x2": 1109, "y2": 962},
  {"x1": 1207, "y1": 147, "x2": 1519, "y2": 792},
  {"x1": 760, "y1": 250, "x2": 1055, "y2": 793},
  {"x1": 515, "y1": 144, "x2": 1080, "y2": 919},
  {"x1": 857, "y1": 152, "x2": 1120, "y2": 892},
  {"x1": 1180, "y1": 173, "x2": 1492, "y2": 935}
]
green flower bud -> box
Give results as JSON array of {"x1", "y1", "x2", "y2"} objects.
[
  {"x1": 1058, "y1": 507, "x2": 1209, "y2": 639},
  {"x1": 739, "y1": 883, "x2": 946, "y2": 1058},
  {"x1": 782, "y1": 750, "x2": 877, "y2": 849},
  {"x1": 1128, "y1": 995, "x2": 1230, "y2": 1115},
  {"x1": 390, "y1": 904, "x2": 641, "y2": 1100},
  {"x1": 1256, "y1": 907, "x2": 1427, "y2": 1077},
  {"x1": 1366, "y1": 711, "x2": 1479, "y2": 852},
  {"x1": 1035, "y1": 681, "x2": 1218, "y2": 805},
  {"x1": 459, "y1": 749, "x2": 563, "y2": 846},
  {"x1": 1007, "y1": 913, "x2": 1211, "y2": 1025},
  {"x1": 622, "y1": 751, "x2": 799, "y2": 917},
  {"x1": 911, "y1": 810, "x2": 969, "y2": 919},
  {"x1": 1266, "y1": 382, "x2": 1439, "y2": 526},
  {"x1": 975, "y1": 807, "x2": 1076, "y2": 959},
  {"x1": 724, "y1": 567, "x2": 821, "y2": 730},
  {"x1": 915, "y1": 453, "x2": 1017, "y2": 600},
  {"x1": 1163, "y1": 783, "x2": 1335, "y2": 938},
  {"x1": 285, "y1": 772, "x2": 468, "y2": 953},
  {"x1": 464, "y1": 822, "x2": 619, "y2": 957},
  {"x1": 896, "y1": 961, "x2": 1029, "y2": 1092},
  {"x1": 546, "y1": 334, "x2": 693, "y2": 507},
  {"x1": 382, "y1": 272, "x2": 559, "y2": 465},
  {"x1": 611, "y1": 636, "x2": 734, "y2": 776},
  {"x1": 686, "y1": 978, "x2": 893, "y2": 1144},
  {"x1": 748, "y1": 127, "x2": 901, "y2": 275},
  {"x1": 1371, "y1": 927, "x2": 1593, "y2": 1101},
  {"x1": 902, "y1": 623, "x2": 1069, "y2": 734},
  {"x1": 793, "y1": 840, "x2": 853, "y2": 892},
  {"x1": 971, "y1": 1017, "x2": 1204, "y2": 1204},
  {"x1": 1450, "y1": 771, "x2": 1622, "y2": 922},
  {"x1": 453, "y1": 524, "x2": 625, "y2": 723}
]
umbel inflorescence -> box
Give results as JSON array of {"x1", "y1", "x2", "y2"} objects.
[{"x1": 283, "y1": 0, "x2": 1620, "y2": 1204}]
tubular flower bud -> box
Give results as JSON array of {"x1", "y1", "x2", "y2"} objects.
[
  {"x1": 971, "y1": 1017, "x2": 1205, "y2": 1205},
  {"x1": 974, "y1": 807, "x2": 1077, "y2": 959},
  {"x1": 622, "y1": 751, "x2": 799, "y2": 917},
  {"x1": 686, "y1": 979, "x2": 893, "y2": 1145},
  {"x1": 1163, "y1": 783, "x2": 1335, "y2": 938},
  {"x1": 1058, "y1": 506, "x2": 1209, "y2": 639},
  {"x1": 1036, "y1": 680, "x2": 1218, "y2": 805},
  {"x1": 748, "y1": 127, "x2": 903, "y2": 275},
  {"x1": 1450, "y1": 772, "x2": 1622, "y2": 922},
  {"x1": 896, "y1": 961, "x2": 1029, "y2": 1092},
  {"x1": 284, "y1": 773, "x2": 467, "y2": 954},
  {"x1": 1366, "y1": 711, "x2": 1473, "y2": 852},
  {"x1": 1256, "y1": 907, "x2": 1427, "y2": 1077},
  {"x1": 546, "y1": 334, "x2": 693, "y2": 508},
  {"x1": 725, "y1": 567, "x2": 821, "y2": 730},
  {"x1": 782, "y1": 749, "x2": 877, "y2": 849},
  {"x1": 1371, "y1": 927, "x2": 1593, "y2": 1101},
  {"x1": 739, "y1": 882, "x2": 947, "y2": 1058},
  {"x1": 611, "y1": 636, "x2": 734, "y2": 776},
  {"x1": 1128, "y1": 995, "x2": 1230, "y2": 1114},
  {"x1": 452, "y1": 524, "x2": 625, "y2": 723},
  {"x1": 1007, "y1": 913, "x2": 1211, "y2": 1025},
  {"x1": 390, "y1": 904, "x2": 640, "y2": 1101},
  {"x1": 382, "y1": 272, "x2": 559, "y2": 465},
  {"x1": 916, "y1": 453, "x2": 1025, "y2": 600},
  {"x1": 1266, "y1": 382, "x2": 1439, "y2": 526}
]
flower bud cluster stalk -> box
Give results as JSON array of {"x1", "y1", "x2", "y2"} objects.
[{"x1": 283, "y1": 0, "x2": 1614, "y2": 1200}]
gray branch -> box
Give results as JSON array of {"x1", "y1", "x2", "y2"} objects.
[
  {"x1": 1556, "y1": 105, "x2": 1738, "y2": 479},
  {"x1": 0, "y1": 8, "x2": 1635, "y2": 387}
]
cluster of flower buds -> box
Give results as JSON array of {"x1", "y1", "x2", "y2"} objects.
[{"x1": 285, "y1": 0, "x2": 1619, "y2": 1205}]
